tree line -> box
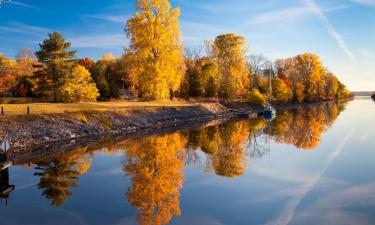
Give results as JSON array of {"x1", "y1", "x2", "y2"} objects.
[{"x1": 0, "y1": 0, "x2": 351, "y2": 103}]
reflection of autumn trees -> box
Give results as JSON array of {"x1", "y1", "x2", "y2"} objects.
[
  {"x1": 34, "y1": 147, "x2": 92, "y2": 207},
  {"x1": 123, "y1": 133, "x2": 187, "y2": 225},
  {"x1": 264, "y1": 101, "x2": 347, "y2": 150},
  {"x1": 188, "y1": 121, "x2": 252, "y2": 178},
  {"x1": 28, "y1": 101, "x2": 347, "y2": 214}
]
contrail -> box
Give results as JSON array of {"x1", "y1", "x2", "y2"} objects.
[
  {"x1": 302, "y1": 0, "x2": 356, "y2": 63},
  {"x1": 265, "y1": 129, "x2": 354, "y2": 225}
]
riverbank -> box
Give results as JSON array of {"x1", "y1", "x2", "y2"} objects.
[
  {"x1": 0, "y1": 103, "x2": 244, "y2": 153},
  {"x1": 0, "y1": 99, "x2": 351, "y2": 153}
]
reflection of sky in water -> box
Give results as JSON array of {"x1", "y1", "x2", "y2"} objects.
[{"x1": 0, "y1": 98, "x2": 374, "y2": 225}]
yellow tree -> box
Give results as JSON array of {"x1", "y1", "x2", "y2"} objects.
[
  {"x1": 272, "y1": 78, "x2": 293, "y2": 104},
  {"x1": 125, "y1": 0, "x2": 185, "y2": 100},
  {"x1": 324, "y1": 72, "x2": 339, "y2": 99},
  {"x1": 58, "y1": 65, "x2": 99, "y2": 102},
  {"x1": 213, "y1": 34, "x2": 249, "y2": 99},
  {"x1": 295, "y1": 53, "x2": 325, "y2": 101}
]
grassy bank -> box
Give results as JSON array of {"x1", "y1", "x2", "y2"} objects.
[
  {"x1": 0, "y1": 99, "x2": 196, "y2": 115},
  {"x1": 0, "y1": 103, "x2": 236, "y2": 152}
]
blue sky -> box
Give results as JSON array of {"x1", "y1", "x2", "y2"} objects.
[{"x1": 0, "y1": 0, "x2": 374, "y2": 91}]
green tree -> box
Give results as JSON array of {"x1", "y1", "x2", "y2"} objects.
[
  {"x1": 91, "y1": 61, "x2": 111, "y2": 100},
  {"x1": 35, "y1": 32, "x2": 76, "y2": 102}
]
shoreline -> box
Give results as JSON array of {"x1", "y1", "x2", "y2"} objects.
[
  {"x1": 1, "y1": 104, "x2": 243, "y2": 153},
  {"x1": 0, "y1": 99, "x2": 351, "y2": 154}
]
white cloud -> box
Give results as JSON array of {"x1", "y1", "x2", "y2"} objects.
[
  {"x1": 6, "y1": 0, "x2": 44, "y2": 11},
  {"x1": 69, "y1": 34, "x2": 128, "y2": 48},
  {"x1": 250, "y1": 7, "x2": 311, "y2": 25},
  {"x1": 248, "y1": 3, "x2": 349, "y2": 25},
  {"x1": 358, "y1": 49, "x2": 374, "y2": 58},
  {"x1": 82, "y1": 14, "x2": 129, "y2": 24},
  {"x1": 301, "y1": 0, "x2": 357, "y2": 63},
  {"x1": 0, "y1": 22, "x2": 51, "y2": 37},
  {"x1": 351, "y1": 0, "x2": 375, "y2": 6}
]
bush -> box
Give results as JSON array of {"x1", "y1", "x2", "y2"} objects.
[{"x1": 247, "y1": 89, "x2": 266, "y2": 106}]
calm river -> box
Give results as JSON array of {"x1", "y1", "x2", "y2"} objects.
[{"x1": 0, "y1": 98, "x2": 374, "y2": 225}]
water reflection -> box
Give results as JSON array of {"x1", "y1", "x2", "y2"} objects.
[
  {"x1": 33, "y1": 147, "x2": 92, "y2": 207},
  {"x1": 123, "y1": 133, "x2": 186, "y2": 225},
  {"x1": 265, "y1": 101, "x2": 347, "y2": 150},
  {"x1": 7, "y1": 100, "x2": 349, "y2": 224}
]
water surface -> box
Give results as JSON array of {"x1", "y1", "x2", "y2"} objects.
[{"x1": 1, "y1": 98, "x2": 374, "y2": 225}]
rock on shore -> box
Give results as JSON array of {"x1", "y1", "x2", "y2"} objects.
[{"x1": 0, "y1": 104, "x2": 236, "y2": 152}]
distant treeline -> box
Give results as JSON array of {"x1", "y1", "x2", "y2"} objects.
[
  {"x1": 352, "y1": 91, "x2": 375, "y2": 96},
  {"x1": 0, "y1": 0, "x2": 351, "y2": 104}
]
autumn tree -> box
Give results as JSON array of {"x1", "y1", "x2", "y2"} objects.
[
  {"x1": 324, "y1": 73, "x2": 339, "y2": 99},
  {"x1": 78, "y1": 57, "x2": 95, "y2": 72},
  {"x1": 248, "y1": 54, "x2": 266, "y2": 90},
  {"x1": 58, "y1": 65, "x2": 99, "y2": 102},
  {"x1": 125, "y1": 0, "x2": 185, "y2": 100},
  {"x1": 295, "y1": 53, "x2": 326, "y2": 101},
  {"x1": 35, "y1": 32, "x2": 76, "y2": 102},
  {"x1": 213, "y1": 34, "x2": 249, "y2": 99},
  {"x1": 90, "y1": 53, "x2": 122, "y2": 100},
  {"x1": 202, "y1": 62, "x2": 219, "y2": 98},
  {"x1": 0, "y1": 54, "x2": 17, "y2": 95},
  {"x1": 272, "y1": 77, "x2": 293, "y2": 104},
  {"x1": 14, "y1": 49, "x2": 40, "y2": 97}
]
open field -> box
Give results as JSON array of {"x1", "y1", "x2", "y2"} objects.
[{"x1": 0, "y1": 99, "x2": 197, "y2": 115}]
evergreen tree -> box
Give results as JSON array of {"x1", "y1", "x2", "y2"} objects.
[{"x1": 35, "y1": 32, "x2": 76, "y2": 102}]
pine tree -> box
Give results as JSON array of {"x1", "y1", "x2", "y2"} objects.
[{"x1": 35, "y1": 32, "x2": 76, "y2": 102}]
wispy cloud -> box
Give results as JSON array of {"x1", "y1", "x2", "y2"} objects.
[
  {"x1": 358, "y1": 49, "x2": 374, "y2": 58},
  {"x1": 6, "y1": 0, "x2": 44, "y2": 11},
  {"x1": 351, "y1": 0, "x2": 375, "y2": 6},
  {"x1": 0, "y1": 22, "x2": 51, "y2": 37},
  {"x1": 249, "y1": 3, "x2": 349, "y2": 25},
  {"x1": 302, "y1": 0, "x2": 356, "y2": 63},
  {"x1": 250, "y1": 7, "x2": 311, "y2": 25},
  {"x1": 82, "y1": 14, "x2": 129, "y2": 24},
  {"x1": 69, "y1": 34, "x2": 128, "y2": 49}
]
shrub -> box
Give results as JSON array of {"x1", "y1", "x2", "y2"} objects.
[{"x1": 247, "y1": 89, "x2": 266, "y2": 106}]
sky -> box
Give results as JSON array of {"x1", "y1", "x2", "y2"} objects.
[{"x1": 0, "y1": 0, "x2": 374, "y2": 91}]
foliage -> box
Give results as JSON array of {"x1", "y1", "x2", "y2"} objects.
[
  {"x1": 0, "y1": 0, "x2": 352, "y2": 104},
  {"x1": 247, "y1": 88, "x2": 266, "y2": 106},
  {"x1": 35, "y1": 32, "x2": 77, "y2": 102},
  {"x1": 272, "y1": 78, "x2": 293, "y2": 104},
  {"x1": 213, "y1": 33, "x2": 249, "y2": 99},
  {"x1": 125, "y1": 0, "x2": 185, "y2": 100},
  {"x1": 58, "y1": 65, "x2": 99, "y2": 103}
]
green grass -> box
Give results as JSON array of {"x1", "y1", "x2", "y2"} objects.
[{"x1": 0, "y1": 99, "x2": 197, "y2": 115}]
